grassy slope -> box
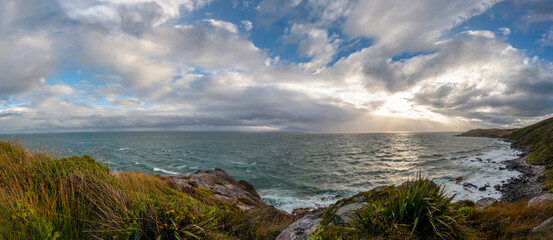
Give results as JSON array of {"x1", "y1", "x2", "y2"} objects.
[
  {"x1": 0, "y1": 141, "x2": 293, "y2": 240},
  {"x1": 507, "y1": 117, "x2": 553, "y2": 190},
  {"x1": 456, "y1": 128, "x2": 519, "y2": 138}
]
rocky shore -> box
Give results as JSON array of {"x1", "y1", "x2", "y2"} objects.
[{"x1": 498, "y1": 150, "x2": 544, "y2": 202}]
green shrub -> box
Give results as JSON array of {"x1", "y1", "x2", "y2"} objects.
[{"x1": 354, "y1": 176, "x2": 457, "y2": 239}]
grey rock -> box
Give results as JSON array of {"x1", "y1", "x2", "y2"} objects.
[
  {"x1": 531, "y1": 216, "x2": 553, "y2": 233},
  {"x1": 276, "y1": 215, "x2": 321, "y2": 240},
  {"x1": 528, "y1": 193, "x2": 553, "y2": 207},
  {"x1": 334, "y1": 202, "x2": 364, "y2": 224},
  {"x1": 475, "y1": 197, "x2": 497, "y2": 210},
  {"x1": 164, "y1": 168, "x2": 263, "y2": 210}
]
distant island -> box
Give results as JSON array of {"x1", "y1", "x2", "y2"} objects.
[{"x1": 1, "y1": 117, "x2": 553, "y2": 239}]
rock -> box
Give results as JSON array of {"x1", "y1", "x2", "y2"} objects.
[
  {"x1": 475, "y1": 197, "x2": 497, "y2": 210},
  {"x1": 333, "y1": 202, "x2": 364, "y2": 224},
  {"x1": 399, "y1": 180, "x2": 438, "y2": 191},
  {"x1": 450, "y1": 176, "x2": 465, "y2": 184},
  {"x1": 164, "y1": 168, "x2": 263, "y2": 210},
  {"x1": 110, "y1": 171, "x2": 121, "y2": 178},
  {"x1": 463, "y1": 182, "x2": 477, "y2": 189},
  {"x1": 478, "y1": 186, "x2": 487, "y2": 191},
  {"x1": 276, "y1": 215, "x2": 321, "y2": 240},
  {"x1": 528, "y1": 193, "x2": 553, "y2": 207},
  {"x1": 531, "y1": 217, "x2": 553, "y2": 233}
]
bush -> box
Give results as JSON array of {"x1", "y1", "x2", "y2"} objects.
[{"x1": 354, "y1": 176, "x2": 458, "y2": 239}]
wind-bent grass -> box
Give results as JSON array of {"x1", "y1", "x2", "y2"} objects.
[{"x1": 0, "y1": 141, "x2": 293, "y2": 239}]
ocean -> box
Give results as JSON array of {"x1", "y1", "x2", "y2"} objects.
[{"x1": 2, "y1": 132, "x2": 521, "y2": 212}]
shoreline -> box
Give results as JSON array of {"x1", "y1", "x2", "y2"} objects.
[{"x1": 498, "y1": 142, "x2": 545, "y2": 202}]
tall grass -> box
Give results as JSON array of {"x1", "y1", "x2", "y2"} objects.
[
  {"x1": 0, "y1": 141, "x2": 293, "y2": 239},
  {"x1": 354, "y1": 176, "x2": 458, "y2": 239}
]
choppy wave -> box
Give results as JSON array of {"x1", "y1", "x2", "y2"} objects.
[
  {"x1": 260, "y1": 189, "x2": 351, "y2": 213},
  {"x1": 437, "y1": 140, "x2": 522, "y2": 202},
  {"x1": 153, "y1": 168, "x2": 179, "y2": 175}
]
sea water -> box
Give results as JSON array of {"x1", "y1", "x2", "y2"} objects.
[{"x1": 2, "y1": 132, "x2": 521, "y2": 213}]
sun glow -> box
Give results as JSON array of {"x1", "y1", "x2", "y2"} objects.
[{"x1": 373, "y1": 92, "x2": 448, "y2": 122}]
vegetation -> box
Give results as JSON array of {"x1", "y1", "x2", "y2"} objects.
[
  {"x1": 507, "y1": 117, "x2": 553, "y2": 190},
  {"x1": 311, "y1": 180, "x2": 553, "y2": 240},
  {"x1": 0, "y1": 141, "x2": 294, "y2": 239},
  {"x1": 313, "y1": 177, "x2": 464, "y2": 239},
  {"x1": 456, "y1": 128, "x2": 519, "y2": 138}
]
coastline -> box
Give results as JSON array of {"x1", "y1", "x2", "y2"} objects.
[{"x1": 498, "y1": 142, "x2": 545, "y2": 202}]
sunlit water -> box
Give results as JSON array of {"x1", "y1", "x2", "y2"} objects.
[{"x1": 2, "y1": 132, "x2": 521, "y2": 212}]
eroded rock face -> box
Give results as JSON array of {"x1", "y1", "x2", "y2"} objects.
[
  {"x1": 475, "y1": 197, "x2": 497, "y2": 210},
  {"x1": 528, "y1": 193, "x2": 553, "y2": 207},
  {"x1": 532, "y1": 216, "x2": 553, "y2": 233},
  {"x1": 164, "y1": 168, "x2": 263, "y2": 210},
  {"x1": 276, "y1": 214, "x2": 321, "y2": 240},
  {"x1": 333, "y1": 202, "x2": 364, "y2": 224}
]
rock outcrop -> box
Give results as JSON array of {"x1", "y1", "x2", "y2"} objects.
[
  {"x1": 333, "y1": 202, "x2": 364, "y2": 224},
  {"x1": 164, "y1": 168, "x2": 263, "y2": 210},
  {"x1": 532, "y1": 217, "x2": 553, "y2": 233},
  {"x1": 475, "y1": 197, "x2": 498, "y2": 210},
  {"x1": 528, "y1": 193, "x2": 553, "y2": 207},
  {"x1": 276, "y1": 214, "x2": 321, "y2": 240}
]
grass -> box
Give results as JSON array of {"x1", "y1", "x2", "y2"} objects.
[
  {"x1": 313, "y1": 176, "x2": 463, "y2": 240},
  {"x1": 0, "y1": 140, "x2": 294, "y2": 239},
  {"x1": 467, "y1": 200, "x2": 553, "y2": 239},
  {"x1": 507, "y1": 117, "x2": 553, "y2": 190}
]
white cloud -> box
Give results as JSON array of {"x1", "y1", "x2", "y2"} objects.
[
  {"x1": 288, "y1": 23, "x2": 340, "y2": 72},
  {"x1": 499, "y1": 27, "x2": 511, "y2": 36},
  {"x1": 241, "y1": 20, "x2": 253, "y2": 31},
  {"x1": 344, "y1": 0, "x2": 498, "y2": 52}
]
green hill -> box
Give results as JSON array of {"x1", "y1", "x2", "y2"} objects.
[{"x1": 508, "y1": 117, "x2": 553, "y2": 190}]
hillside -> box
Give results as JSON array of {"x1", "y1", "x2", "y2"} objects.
[
  {"x1": 508, "y1": 117, "x2": 553, "y2": 189},
  {"x1": 456, "y1": 128, "x2": 519, "y2": 138}
]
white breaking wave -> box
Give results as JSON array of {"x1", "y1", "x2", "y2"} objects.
[
  {"x1": 259, "y1": 189, "x2": 347, "y2": 213},
  {"x1": 436, "y1": 139, "x2": 522, "y2": 202},
  {"x1": 153, "y1": 167, "x2": 179, "y2": 175}
]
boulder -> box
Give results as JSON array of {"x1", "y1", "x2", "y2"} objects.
[
  {"x1": 528, "y1": 193, "x2": 553, "y2": 207},
  {"x1": 164, "y1": 168, "x2": 263, "y2": 210},
  {"x1": 276, "y1": 214, "x2": 321, "y2": 240},
  {"x1": 333, "y1": 202, "x2": 364, "y2": 224},
  {"x1": 475, "y1": 197, "x2": 497, "y2": 210},
  {"x1": 531, "y1": 216, "x2": 553, "y2": 233}
]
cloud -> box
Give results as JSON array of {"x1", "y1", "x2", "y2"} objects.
[
  {"x1": 0, "y1": 33, "x2": 55, "y2": 99},
  {"x1": 538, "y1": 28, "x2": 553, "y2": 47},
  {"x1": 287, "y1": 23, "x2": 340, "y2": 72},
  {"x1": 344, "y1": 0, "x2": 497, "y2": 52},
  {"x1": 241, "y1": 20, "x2": 253, "y2": 31},
  {"x1": 1, "y1": 0, "x2": 553, "y2": 133},
  {"x1": 499, "y1": 27, "x2": 511, "y2": 36},
  {"x1": 59, "y1": 0, "x2": 211, "y2": 35},
  {"x1": 410, "y1": 32, "x2": 553, "y2": 125}
]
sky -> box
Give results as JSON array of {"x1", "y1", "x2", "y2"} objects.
[{"x1": 1, "y1": 0, "x2": 553, "y2": 133}]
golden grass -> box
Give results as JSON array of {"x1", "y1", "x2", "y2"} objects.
[{"x1": 0, "y1": 140, "x2": 294, "y2": 239}]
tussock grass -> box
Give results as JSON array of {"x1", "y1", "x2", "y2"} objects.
[
  {"x1": 468, "y1": 200, "x2": 553, "y2": 239},
  {"x1": 0, "y1": 141, "x2": 293, "y2": 239},
  {"x1": 313, "y1": 177, "x2": 466, "y2": 240}
]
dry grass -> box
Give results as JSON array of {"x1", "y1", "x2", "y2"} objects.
[
  {"x1": 0, "y1": 140, "x2": 294, "y2": 239},
  {"x1": 468, "y1": 201, "x2": 553, "y2": 240}
]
